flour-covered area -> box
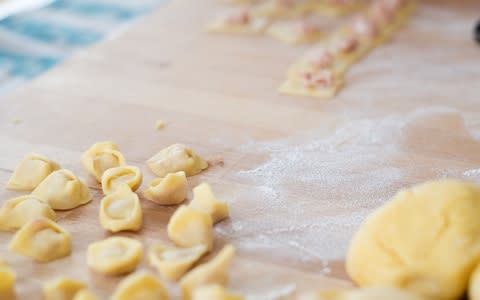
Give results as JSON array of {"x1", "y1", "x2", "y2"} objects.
[{"x1": 212, "y1": 107, "x2": 480, "y2": 274}]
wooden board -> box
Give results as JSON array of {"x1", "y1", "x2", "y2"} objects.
[{"x1": 0, "y1": 0, "x2": 479, "y2": 298}]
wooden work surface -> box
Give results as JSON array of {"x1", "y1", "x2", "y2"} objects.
[{"x1": 0, "y1": 0, "x2": 479, "y2": 298}]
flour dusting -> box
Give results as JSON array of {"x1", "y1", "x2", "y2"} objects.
[{"x1": 217, "y1": 107, "x2": 480, "y2": 267}]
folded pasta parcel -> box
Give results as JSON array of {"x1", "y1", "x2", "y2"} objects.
[
  {"x1": 9, "y1": 217, "x2": 72, "y2": 262},
  {"x1": 43, "y1": 277, "x2": 86, "y2": 300},
  {"x1": 0, "y1": 259, "x2": 16, "y2": 300},
  {"x1": 31, "y1": 169, "x2": 91, "y2": 210},
  {"x1": 6, "y1": 153, "x2": 60, "y2": 191},
  {"x1": 0, "y1": 195, "x2": 56, "y2": 231},
  {"x1": 146, "y1": 144, "x2": 208, "y2": 177},
  {"x1": 82, "y1": 141, "x2": 126, "y2": 182}
]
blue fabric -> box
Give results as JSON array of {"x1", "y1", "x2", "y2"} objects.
[{"x1": 0, "y1": 0, "x2": 164, "y2": 93}]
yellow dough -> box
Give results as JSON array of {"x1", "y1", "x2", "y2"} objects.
[
  {"x1": 252, "y1": 0, "x2": 311, "y2": 19},
  {"x1": 81, "y1": 141, "x2": 126, "y2": 182},
  {"x1": 310, "y1": 0, "x2": 363, "y2": 17},
  {"x1": 9, "y1": 217, "x2": 71, "y2": 262},
  {"x1": 192, "y1": 284, "x2": 244, "y2": 300},
  {"x1": 87, "y1": 236, "x2": 143, "y2": 276},
  {"x1": 167, "y1": 205, "x2": 214, "y2": 251},
  {"x1": 469, "y1": 262, "x2": 480, "y2": 300},
  {"x1": 148, "y1": 244, "x2": 208, "y2": 281},
  {"x1": 31, "y1": 169, "x2": 91, "y2": 210},
  {"x1": 143, "y1": 172, "x2": 187, "y2": 205},
  {"x1": 146, "y1": 144, "x2": 208, "y2": 177},
  {"x1": 101, "y1": 166, "x2": 143, "y2": 195},
  {"x1": 43, "y1": 278, "x2": 86, "y2": 300},
  {"x1": 346, "y1": 180, "x2": 480, "y2": 300},
  {"x1": 99, "y1": 184, "x2": 142, "y2": 232},
  {"x1": 206, "y1": 8, "x2": 269, "y2": 35},
  {"x1": 279, "y1": 72, "x2": 344, "y2": 99},
  {"x1": 72, "y1": 290, "x2": 100, "y2": 300},
  {"x1": 180, "y1": 244, "x2": 235, "y2": 300},
  {"x1": 6, "y1": 153, "x2": 60, "y2": 191},
  {"x1": 0, "y1": 195, "x2": 56, "y2": 231},
  {"x1": 266, "y1": 19, "x2": 323, "y2": 45},
  {"x1": 299, "y1": 287, "x2": 426, "y2": 300},
  {"x1": 189, "y1": 183, "x2": 229, "y2": 224},
  {"x1": 111, "y1": 271, "x2": 169, "y2": 300},
  {"x1": 0, "y1": 259, "x2": 15, "y2": 300}
]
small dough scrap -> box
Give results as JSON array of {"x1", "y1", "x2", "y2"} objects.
[
  {"x1": 299, "y1": 287, "x2": 426, "y2": 300},
  {"x1": 143, "y1": 172, "x2": 187, "y2": 205},
  {"x1": 0, "y1": 259, "x2": 16, "y2": 300},
  {"x1": 111, "y1": 271, "x2": 169, "y2": 300},
  {"x1": 9, "y1": 217, "x2": 71, "y2": 262},
  {"x1": 146, "y1": 144, "x2": 208, "y2": 177},
  {"x1": 347, "y1": 180, "x2": 480, "y2": 300},
  {"x1": 189, "y1": 183, "x2": 229, "y2": 224},
  {"x1": 0, "y1": 195, "x2": 56, "y2": 231},
  {"x1": 148, "y1": 244, "x2": 208, "y2": 281},
  {"x1": 72, "y1": 290, "x2": 100, "y2": 300},
  {"x1": 192, "y1": 284, "x2": 244, "y2": 300},
  {"x1": 167, "y1": 205, "x2": 214, "y2": 250},
  {"x1": 469, "y1": 262, "x2": 480, "y2": 300},
  {"x1": 87, "y1": 236, "x2": 143, "y2": 276},
  {"x1": 101, "y1": 166, "x2": 143, "y2": 195},
  {"x1": 156, "y1": 120, "x2": 166, "y2": 130},
  {"x1": 180, "y1": 244, "x2": 235, "y2": 300},
  {"x1": 6, "y1": 153, "x2": 60, "y2": 191},
  {"x1": 31, "y1": 169, "x2": 91, "y2": 210},
  {"x1": 81, "y1": 141, "x2": 126, "y2": 182},
  {"x1": 43, "y1": 277, "x2": 86, "y2": 300},
  {"x1": 99, "y1": 184, "x2": 142, "y2": 232},
  {"x1": 207, "y1": 8, "x2": 269, "y2": 35},
  {"x1": 266, "y1": 19, "x2": 323, "y2": 45}
]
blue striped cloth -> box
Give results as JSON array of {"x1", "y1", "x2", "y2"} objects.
[{"x1": 0, "y1": 0, "x2": 165, "y2": 94}]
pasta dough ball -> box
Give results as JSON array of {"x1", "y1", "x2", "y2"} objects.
[
  {"x1": 167, "y1": 205, "x2": 213, "y2": 250},
  {"x1": 101, "y1": 166, "x2": 143, "y2": 195},
  {"x1": 43, "y1": 277, "x2": 86, "y2": 300},
  {"x1": 9, "y1": 217, "x2": 72, "y2": 262},
  {"x1": 0, "y1": 195, "x2": 56, "y2": 231},
  {"x1": 87, "y1": 236, "x2": 143, "y2": 275},
  {"x1": 146, "y1": 144, "x2": 208, "y2": 177},
  {"x1": 0, "y1": 259, "x2": 15, "y2": 300},
  {"x1": 346, "y1": 180, "x2": 480, "y2": 300},
  {"x1": 189, "y1": 183, "x2": 229, "y2": 224},
  {"x1": 31, "y1": 169, "x2": 91, "y2": 210},
  {"x1": 180, "y1": 244, "x2": 235, "y2": 300},
  {"x1": 143, "y1": 172, "x2": 187, "y2": 205},
  {"x1": 192, "y1": 284, "x2": 244, "y2": 300},
  {"x1": 6, "y1": 153, "x2": 60, "y2": 191},
  {"x1": 82, "y1": 142, "x2": 126, "y2": 182},
  {"x1": 148, "y1": 244, "x2": 208, "y2": 281},
  {"x1": 111, "y1": 271, "x2": 169, "y2": 300},
  {"x1": 299, "y1": 287, "x2": 426, "y2": 300},
  {"x1": 99, "y1": 184, "x2": 142, "y2": 232}
]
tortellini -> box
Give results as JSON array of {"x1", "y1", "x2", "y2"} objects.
[
  {"x1": 298, "y1": 287, "x2": 426, "y2": 300},
  {"x1": 189, "y1": 183, "x2": 229, "y2": 224},
  {"x1": 43, "y1": 277, "x2": 86, "y2": 300},
  {"x1": 148, "y1": 244, "x2": 208, "y2": 281},
  {"x1": 143, "y1": 171, "x2": 187, "y2": 205},
  {"x1": 31, "y1": 169, "x2": 91, "y2": 210},
  {"x1": 6, "y1": 153, "x2": 60, "y2": 191},
  {"x1": 111, "y1": 271, "x2": 169, "y2": 300},
  {"x1": 99, "y1": 184, "x2": 142, "y2": 232},
  {"x1": 82, "y1": 142, "x2": 126, "y2": 182},
  {"x1": 9, "y1": 217, "x2": 72, "y2": 262},
  {"x1": 0, "y1": 259, "x2": 15, "y2": 300},
  {"x1": 192, "y1": 284, "x2": 244, "y2": 300},
  {"x1": 101, "y1": 166, "x2": 142, "y2": 195},
  {"x1": 180, "y1": 244, "x2": 235, "y2": 300},
  {"x1": 146, "y1": 144, "x2": 208, "y2": 177},
  {"x1": 167, "y1": 205, "x2": 213, "y2": 250},
  {"x1": 0, "y1": 195, "x2": 56, "y2": 231},
  {"x1": 87, "y1": 236, "x2": 143, "y2": 276},
  {"x1": 73, "y1": 290, "x2": 101, "y2": 300}
]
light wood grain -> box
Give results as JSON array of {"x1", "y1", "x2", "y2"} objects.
[{"x1": 0, "y1": 0, "x2": 479, "y2": 298}]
